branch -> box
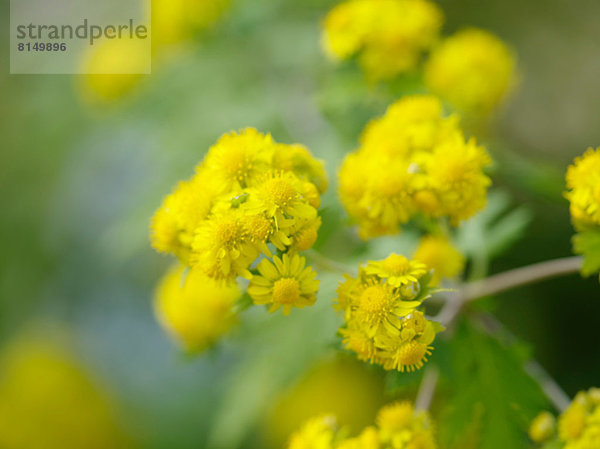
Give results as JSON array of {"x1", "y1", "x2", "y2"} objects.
[
  {"x1": 436, "y1": 256, "x2": 583, "y2": 327},
  {"x1": 460, "y1": 256, "x2": 583, "y2": 302},
  {"x1": 415, "y1": 365, "x2": 440, "y2": 411}
]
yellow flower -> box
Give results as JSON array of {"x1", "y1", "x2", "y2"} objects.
[
  {"x1": 322, "y1": 0, "x2": 443, "y2": 81},
  {"x1": 203, "y1": 128, "x2": 276, "y2": 191},
  {"x1": 364, "y1": 254, "x2": 427, "y2": 288},
  {"x1": 376, "y1": 312, "x2": 437, "y2": 372},
  {"x1": 273, "y1": 143, "x2": 329, "y2": 194},
  {"x1": 337, "y1": 426, "x2": 380, "y2": 449},
  {"x1": 377, "y1": 401, "x2": 436, "y2": 448},
  {"x1": 529, "y1": 411, "x2": 556, "y2": 443},
  {"x1": 565, "y1": 147, "x2": 600, "y2": 229},
  {"x1": 151, "y1": 128, "x2": 326, "y2": 316},
  {"x1": 335, "y1": 255, "x2": 442, "y2": 372},
  {"x1": 248, "y1": 253, "x2": 319, "y2": 315},
  {"x1": 288, "y1": 415, "x2": 338, "y2": 449},
  {"x1": 0, "y1": 333, "x2": 133, "y2": 449},
  {"x1": 150, "y1": 174, "x2": 216, "y2": 264},
  {"x1": 559, "y1": 402, "x2": 588, "y2": 442},
  {"x1": 152, "y1": 0, "x2": 230, "y2": 50},
  {"x1": 191, "y1": 209, "x2": 258, "y2": 281},
  {"x1": 413, "y1": 235, "x2": 465, "y2": 285},
  {"x1": 154, "y1": 264, "x2": 240, "y2": 352},
  {"x1": 424, "y1": 28, "x2": 516, "y2": 115},
  {"x1": 377, "y1": 401, "x2": 415, "y2": 438},
  {"x1": 251, "y1": 170, "x2": 318, "y2": 225},
  {"x1": 421, "y1": 133, "x2": 492, "y2": 224},
  {"x1": 79, "y1": 38, "x2": 148, "y2": 104},
  {"x1": 338, "y1": 95, "x2": 491, "y2": 238},
  {"x1": 287, "y1": 403, "x2": 438, "y2": 449}
]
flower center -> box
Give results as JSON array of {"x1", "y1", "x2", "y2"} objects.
[
  {"x1": 215, "y1": 219, "x2": 242, "y2": 246},
  {"x1": 264, "y1": 177, "x2": 297, "y2": 207},
  {"x1": 221, "y1": 147, "x2": 251, "y2": 182},
  {"x1": 358, "y1": 285, "x2": 390, "y2": 316},
  {"x1": 248, "y1": 216, "x2": 272, "y2": 241},
  {"x1": 396, "y1": 341, "x2": 427, "y2": 367},
  {"x1": 382, "y1": 254, "x2": 410, "y2": 275},
  {"x1": 272, "y1": 278, "x2": 301, "y2": 304}
]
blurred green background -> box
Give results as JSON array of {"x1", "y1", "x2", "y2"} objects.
[{"x1": 0, "y1": 0, "x2": 599, "y2": 447}]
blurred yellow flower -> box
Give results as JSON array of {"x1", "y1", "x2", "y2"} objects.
[
  {"x1": 248, "y1": 253, "x2": 319, "y2": 315},
  {"x1": 288, "y1": 415, "x2": 339, "y2": 449},
  {"x1": 339, "y1": 95, "x2": 491, "y2": 238},
  {"x1": 287, "y1": 401, "x2": 437, "y2": 449},
  {"x1": 154, "y1": 264, "x2": 240, "y2": 352},
  {"x1": 424, "y1": 28, "x2": 516, "y2": 115},
  {"x1": 532, "y1": 387, "x2": 600, "y2": 449},
  {"x1": 565, "y1": 147, "x2": 600, "y2": 230},
  {"x1": 413, "y1": 234, "x2": 465, "y2": 285},
  {"x1": 266, "y1": 358, "x2": 386, "y2": 448},
  {"x1": 322, "y1": 0, "x2": 443, "y2": 81},
  {"x1": 0, "y1": 333, "x2": 133, "y2": 449},
  {"x1": 79, "y1": 38, "x2": 148, "y2": 103},
  {"x1": 529, "y1": 411, "x2": 556, "y2": 443}
]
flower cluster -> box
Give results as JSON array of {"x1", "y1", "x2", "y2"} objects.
[
  {"x1": 565, "y1": 148, "x2": 600, "y2": 281},
  {"x1": 530, "y1": 388, "x2": 600, "y2": 449},
  {"x1": 335, "y1": 253, "x2": 443, "y2": 372},
  {"x1": 413, "y1": 234, "x2": 465, "y2": 286},
  {"x1": 154, "y1": 264, "x2": 240, "y2": 352},
  {"x1": 339, "y1": 95, "x2": 492, "y2": 239},
  {"x1": 566, "y1": 148, "x2": 600, "y2": 231},
  {"x1": 288, "y1": 402, "x2": 436, "y2": 449},
  {"x1": 424, "y1": 28, "x2": 516, "y2": 115},
  {"x1": 151, "y1": 128, "x2": 327, "y2": 317},
  {"x1": 322, "y1": 0, "x2": 443, "y2": 81}
]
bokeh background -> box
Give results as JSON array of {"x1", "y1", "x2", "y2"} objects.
[{"x1": 1, "y1": 0, "x2": 599, "y2": 447}]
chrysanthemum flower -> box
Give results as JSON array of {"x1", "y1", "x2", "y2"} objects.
[
  {"x1": 529, "y1": 411, "x2": 556, "y2": 443},
  {"x1": 364, "y1": 254, "x2": 427, "y2": 288},
  {"x1": 531, "y1": 388, "x2": 600, "y2": 449},
  {"x1": 289, "y1": 403, "x2": 437, "y2": 449},
  {"x1": 248, "y1": 253, "x2": 319, "y2": 315},
  {"x1": 288, "y1": 415, "x2": 338, "y2": 449},
  {"x1": 336, "y1": 426, "x2": 379, "y2": 449},
  {"x1": 154, "y1": 264, "x2": 240, "y2": 352},
  {"x1": 413, "y1": 234, "x2": 465, "y2": 285},
  {"x1": 191, "y1": 210, "x2": 258, "y2": 281},
  {"x1": 152, "y1": 0, "x2": 230, "y2": 49},
  {"x1": 566, "y1": 147, "x2": 600, "y2": 229},
  {"x1": 150, "y1": 174, "x2": 216, "y2": 264},
  {"x1": 338, "y1": 95, "x2": 491, "y2": 238},
  {"x1": 203, "y1": 128, "x2": 276, "y2": 191},
  {"x1": 322, "y1": 0, "x2": 443, "y2": 81},
  {"x1": 335, "y1": 255, "x2": 442, "y2": 372},
  {"x1": 151, "y1": 128, "x2": 326, "y2": 336},
  {"x1": 424, "y1": 28, "x2": 516, "y2": 115},
  {"x1": 251, "y1": 170, "x2": 318, "y2": 226}
]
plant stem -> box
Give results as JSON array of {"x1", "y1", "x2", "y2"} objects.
[
  {"x1": 415, "y1": 366, "x2": 440, "y2": 411},
  {"x1": 436, "y1": 256, "x2": 583, "y2": 327},
  {"x1": 460, "y1": 256, "x2": 583, "y2": 302}
]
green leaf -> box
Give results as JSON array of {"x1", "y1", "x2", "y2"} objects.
[
  {"x1": 573, "y1": 230, "x2": 600, "y2": 276},
  {"x1": 439, "y1": 321, "x2": 548, "y2": 449}
]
